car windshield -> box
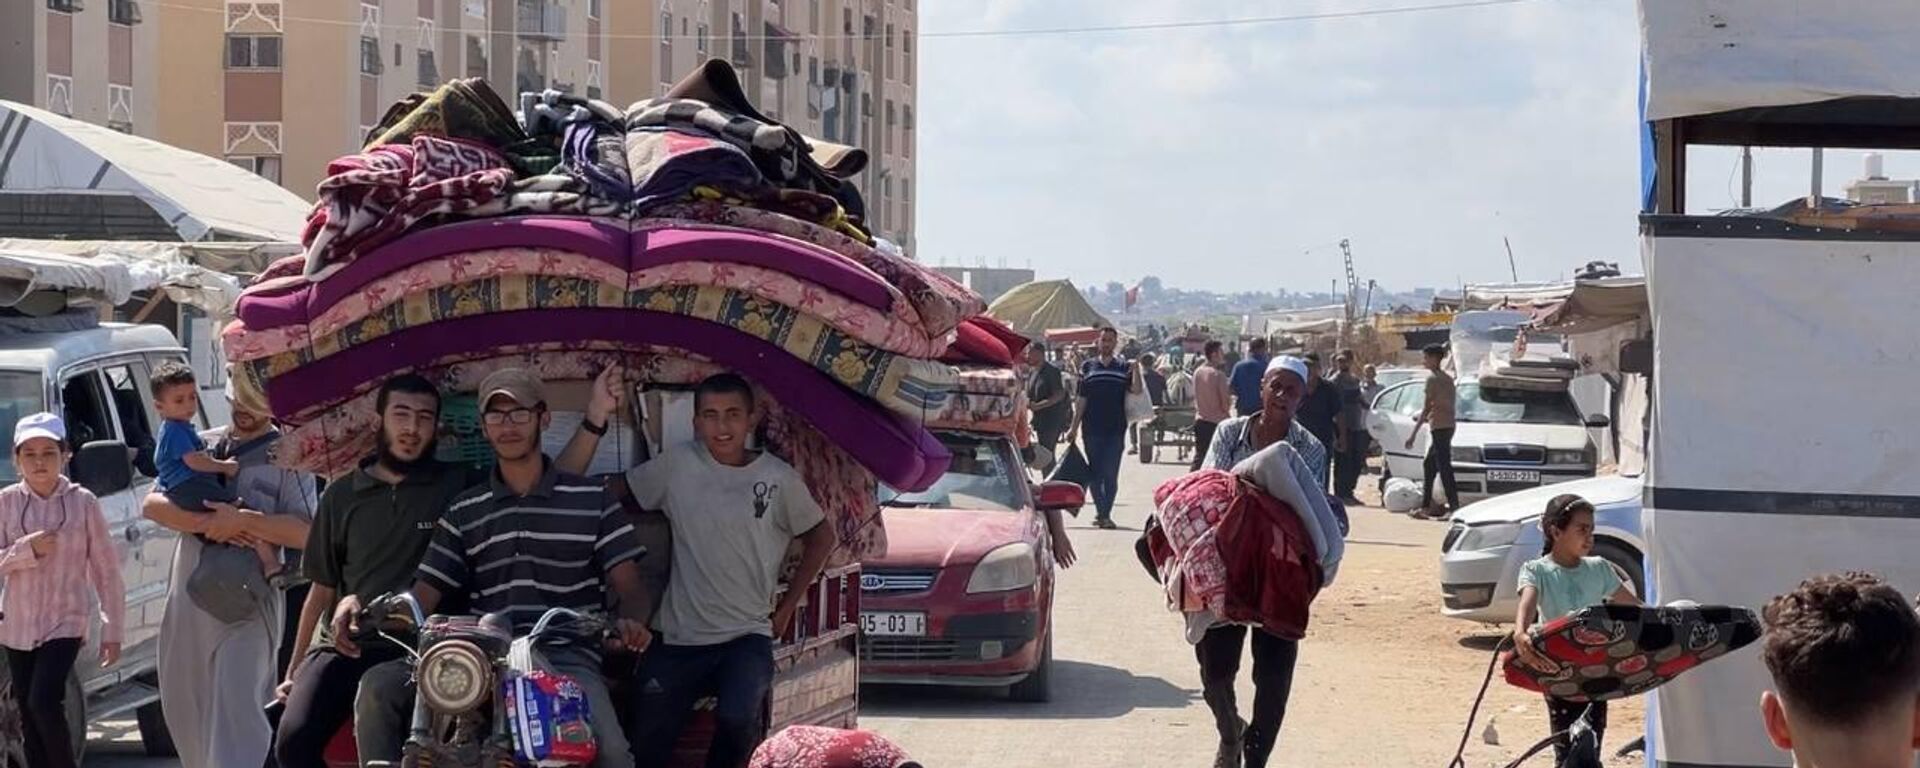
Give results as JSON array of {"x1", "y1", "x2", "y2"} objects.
[
  {"x1": 878, "y1": 434, "x2": 1022, "y2": 512},
  {"x1": 0, "y1": 372, "x2": 46, "y2": 483},
  {"x1": 1456, "y1": 382, "x2": 1581, "y2": 426}
]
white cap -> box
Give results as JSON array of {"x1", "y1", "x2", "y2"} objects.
[
  {"x1": 13, "y1": 412, "x2": 66, "y2": 449},
  {"x1": 1265, "y1": 355, "x2": 1310, "y2": 384}
]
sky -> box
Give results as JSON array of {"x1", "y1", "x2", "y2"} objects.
[{"x1": 912, "y1": 0, "x2": 1920, "y2": 294}]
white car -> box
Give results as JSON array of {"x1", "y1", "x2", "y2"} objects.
[
  {"x1": 1367, "y1": 378, "x2": 1607, "y2": 502},
  {"x1": 1438, "y1": 474, "x2": 1645, "y2": 624}
]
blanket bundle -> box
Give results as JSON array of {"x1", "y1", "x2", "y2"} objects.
[{"x1": 227, "y1": 66, "x2": 1023, "y2": 563}]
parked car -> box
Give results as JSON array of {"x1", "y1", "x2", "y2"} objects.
[
  {"x1": 1367, "y1": 378, "x2": 1607, "y2": 502},
  {"x1": 1372, "y1": 366, "x2": 1428, "y2": 391},
  {"x1": 1438, "y1": 473, "x2": 1644, "y2": 624},
  {"x1": 0, "y1": 322, "x2": 196, "y2": 759},
  {"x1": 860, "y1": 431, "x2": 1085, "y2": 702}
]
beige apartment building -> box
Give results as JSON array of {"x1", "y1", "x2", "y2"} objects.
[{"x1": 1, "y1": 0, "x2": 916, "y2": 248}]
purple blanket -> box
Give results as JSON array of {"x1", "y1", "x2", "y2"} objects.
[{"x1": 255, "y1": 307, "x2": 949, "y2": 490}]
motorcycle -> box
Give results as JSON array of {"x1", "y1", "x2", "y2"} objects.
[{"x1": 356, "y1": 593, "x2": 614, "y2": 768}]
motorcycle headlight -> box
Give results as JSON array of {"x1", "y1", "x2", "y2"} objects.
[
  {"x1": 1451, "y1": 446, "x2": 1482, "y2": 463},
  {"x1": 1456, "y1": 521, "x2": 1524, "y2": 552},
  {"x1": 418, "y1": 639, "x2": 492, "y2": 714},
  {"x1": 966, "y1": 543, "x2": 1038, "y2": 594},
  {"x1": 1547, "y1": 449, "x2": 1589, "y2": 466}
]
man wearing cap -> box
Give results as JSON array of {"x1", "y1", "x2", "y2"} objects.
[
  {"x1": 141, "y1": 386, "x2": 316, "y2": 768},
  {"x1": 348, "y1": 368, "x2": 653, "y2": 768},
  {"x1": 1201, "y1": 355, "x2": 1328, "y2": 487},
  {"x1": 268, "y1": 370, "x2": 622, "y2": 768}
]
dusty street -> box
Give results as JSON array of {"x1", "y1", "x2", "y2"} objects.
[{"x1": 84, "y1": 458, "x2": 1642, "y2": 768}]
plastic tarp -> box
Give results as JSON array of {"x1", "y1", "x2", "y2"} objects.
[
  {"x1": 1643, "y1": 220, "x2": 1920, "y2": 768},
  {"x1": 0, "y1": 100, "x2": 310, "y2": 241},
  {"x1": 0, "y1": 245, "x2": 242, "y2": 318},
  {"x1": 986, "y1": 279, "x2": 1112, "y2": 337},
  {"x1": 1528, "y1": 277, "x2": 1648, "y2": 337},
  {"x1": 0, "y1": 238, "x2": 301, "y2": 279},
  {"x1": 1639, "y1": 0, "x2": 1920, "y2": 121}
]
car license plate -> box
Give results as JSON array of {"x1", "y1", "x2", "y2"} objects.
[
  {"x1": 1487, "y1": 469, "x2": 1541, "y2": 483},
  {"x1": 861, "y1": 612, "x2": 927, "y2": 637}
]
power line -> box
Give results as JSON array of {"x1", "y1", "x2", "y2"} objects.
[{"x1": 147, "y1": 0, "x2": 1544, "y2": 42}]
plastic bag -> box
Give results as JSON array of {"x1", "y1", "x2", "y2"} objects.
[
  {"x1": 1383, "y1": 477, "x2": 1425, "y2": 513},
  {"x1": 1125, "y1": 390, "x2": 1154, "y2": 424},
  {"x1": 1048, "y1": 444, "x2": 1093, "y2": 498},
  {"x1": 503, "y1": 670, "x2": 597, "y2": 767}
]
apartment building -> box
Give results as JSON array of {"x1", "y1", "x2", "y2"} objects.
[{"x1": 1, "y1": 0, "x2": 917, "y2": 250}]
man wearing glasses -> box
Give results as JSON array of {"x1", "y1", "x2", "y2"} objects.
[{"x1": 347, "y1": 368, "x2": 654, "y2": 768}]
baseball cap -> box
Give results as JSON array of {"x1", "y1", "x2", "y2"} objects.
[
  {"x1": 477, "y1": 368, "x2": 546, "y2": 409},
  {"x1": 1265, "y1": 355, "x2": 1311, "y2": 384},
  {"x1": 13, "y1": 412, "x2": 66, "y2": 449}
]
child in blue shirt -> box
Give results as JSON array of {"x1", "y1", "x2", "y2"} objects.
[
  {"x1": 1512, "y1": 494, "x2": 1642, "y2": 765},
  {"x1": 150, "y1": 363, "x2": 279, "y2": 579}
]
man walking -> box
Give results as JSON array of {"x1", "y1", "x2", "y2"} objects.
[
  {"x1": 349, "y1": 368, "x2": 652, "y2": 768},
  {"x1": 1229, "y1": 338, "x2": 1270, "y2": 418},
  {"x1": 1294, "y1": 353, "x2": 1342, "y2": 492},
  {"x1": 1407, "y1": 344, "x2": 1460, "y2": 519},
  {"x1": 1191, "y1": 341, "x2": 1232, "y2": 472},
  {"x1": 1068, "y1": 326, "x2": 1143, "y2": 529},
  {"x1": 143, "y1": 390, "x2": 315, "y2": 768},
  {"x1": 1329, "y1": 351, "x2": 1369, "y2": 505},
  {"x1": 1025, "y1": 343, "x2": 1071, "y2": 467},
  {"x1": 1359, "y1": 364, "x2": 1384, "y2": 408},
  {"x1": 1130, "y1": 353, "x2": 1169, "y2": 456}
]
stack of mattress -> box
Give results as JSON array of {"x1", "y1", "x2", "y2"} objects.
[{"x1": 223, "y1": 66, "x2": 1000, "y2": 560}]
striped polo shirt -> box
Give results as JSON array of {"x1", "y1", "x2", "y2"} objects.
[
  {"x1": 1079, "y1": 356, "x2": 1134, "y2": 434},
  {"x1": 416, "y1": 458, "x2": 645, "y2": 636}
]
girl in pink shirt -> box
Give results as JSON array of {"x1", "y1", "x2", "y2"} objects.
[{"x1": 0, "y1": 412, "x2": 124, "y2": 768}]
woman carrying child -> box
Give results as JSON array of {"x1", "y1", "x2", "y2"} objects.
[
  {"x1": 0, "y1": 413, "x2": 125, "y2": 768},
  {"x1": 1512, "y1": 493, "x2": 1641, "y2": 765}
]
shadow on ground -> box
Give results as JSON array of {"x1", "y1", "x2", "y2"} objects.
[
  {"x1": 1457, "y1": 634, "x2": 1510, "y2": 652},
  {"x1": 861, "y1": 659, "x2": 1195, "y2": 719}
]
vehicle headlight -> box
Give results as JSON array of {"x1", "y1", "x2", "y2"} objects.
[
  {"x1": 1451, "y1": 446, "x2": 1482, "y2": 463},
  {"x1": 1456, "y1": 521, "x2": 1524, "y2": 552},
  {"x1": 417, "y1": 639, "x2": 491, "y2": 714},
  {"x1": 1547, "y1": 449, "x2": 1589, "y2": 466},
  {"x1": 966, "y1": 543, "x2": 1038, "y2": 594}
]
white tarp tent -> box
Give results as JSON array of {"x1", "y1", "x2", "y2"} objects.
[
  {"x1": 1639, "y1": 0, "x2": 1920, "y2": 122},
  {"x1": 1643, "y1": 222, "x2": 1920, "y2": 768},
  {"x1": 0, "y1": 100, "x2": 309, "y2": 241}
]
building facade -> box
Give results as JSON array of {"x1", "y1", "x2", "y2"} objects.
[{"x1": 1, "y1": 0, "x2": 916, "y2": 249}]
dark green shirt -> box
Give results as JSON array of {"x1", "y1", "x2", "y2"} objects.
[{"x1": 303, "y1": 459, "x2": 477, "y2": 601}]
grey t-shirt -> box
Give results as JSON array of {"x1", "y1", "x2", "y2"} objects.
[{"x1": 625, "y1": 443, "x2": 826, "y2": 647}]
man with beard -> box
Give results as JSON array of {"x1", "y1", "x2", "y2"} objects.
[{"x1": 272, "y1": 370, "x2": 623, "y2": 767}]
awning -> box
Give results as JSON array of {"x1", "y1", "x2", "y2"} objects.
[
  {"x1": 0, "y1": 238, "x2": 300, "y2": 278},
  {"x1": 0, "y1": 100, "x2": 310, "y2": 242},
  {"x1": 987, "y1": 280, "x2": 1112, "y2": 337},
  {"x1": 0, "y1": 242, "x2": 246, "y2": 318},
  {"x1": 1529, "y1": 277, "x2": 1649, "y2": 336}
]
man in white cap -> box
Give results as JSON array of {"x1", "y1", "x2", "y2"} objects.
[{"x1": 1199, "y1": 355, "x2": 1327, "y2": 486}]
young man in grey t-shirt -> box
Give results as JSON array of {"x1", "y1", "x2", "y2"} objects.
[{"x1": 625, "y1": 374, "x2": 835, "y2": 768}]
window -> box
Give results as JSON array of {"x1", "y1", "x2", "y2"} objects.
[
  {"x1": 394, "y1": 42, "x2": 402, "y2": 67},
  {"x1": 885, "y1": 23, "x2": 893, "y2": 48},
  {"x1": 682, "y1": 18, "x2": 688, "y2": 35},
  {"x1": 810, "y1": 0, "x2": 819, "y2": 33},
  {"x1": 843, "y1": 8, "x2": 852, "y2": 34},
  {"x1": 46, "y1": 0, "x2": 81, "y2": 12},
  {"x1": 659, "y1": 12, "x2": 673, "y2": 78},
  {"x1": 466, "y1": 35, "x2": 489, "y2": 78},
  {"x1": 61, "y1": 372, "x2": 116, "y2": 458},
  {"x1": 226, "y1": 35, "x2": 283, "y2": 69},
  {"x1": 360, "y1": 37, "x2": 384, "y2": 74},
  {"x1": 588, "y1": 0, "x2": 600, "y2": 19},
  {"x1": 418, "y1": 50, "x2": 439, "y2": 86},
  {"x1": 101, "y1": 363, "x2": 158, "y2": 478},
  {"x1": 587, "y1": 60, "x2": 602, "y2": 100},
  {"x1": 697, "y1": 22, "x2": 708, "y2": 57},
  {"x1": 878, "y1": 434, "x2": 1023, "y2": 512},
  {"x1": 228, "y1": 155, "x2": 282, "y2": 184},
  {"x1": 0, "y1": 374, "x2": 45, "y2": 483},
  {"x1": 109, "y1": 0, "x2": 142, "y2": 25}
]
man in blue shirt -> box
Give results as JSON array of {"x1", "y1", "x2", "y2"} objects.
[
  {"x1": 1230, "y1": 337, "x2": 1271, "y2": 417},
  {"x1": 1067, "y1": 326, "x2": 1142, "y2": 529}
]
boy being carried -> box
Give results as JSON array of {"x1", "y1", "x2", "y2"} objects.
[
  {"x1": 1760, "y1": 572, "x2": 1920, "y2": 768},
  {"x1": 150, "y1": 363, "x2": 278, "y2": 580}
]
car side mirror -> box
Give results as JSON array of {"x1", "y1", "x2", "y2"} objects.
[
  {"x1": 71, "y1": 440, "x2": 134, "y2": 497},
  {"x1": 1585, "y1": 414, "x2": 1612, "y2": 429},
  {"x1": 1035, "y1": 481, "x2": 1087, "y2": 512}
]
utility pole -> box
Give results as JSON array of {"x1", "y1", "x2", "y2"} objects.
[
  {"x1": 1811, "y1": 147, "x2": 1825, "y2": 203},
  {"x1": 1503, "y1": 237, "x2": 1519, "y2": 282},
  {"x1": 1741, "y1": 145, "x2": 1754, "y2": 207}
]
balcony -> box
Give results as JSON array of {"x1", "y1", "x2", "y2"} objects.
[{"x1": 516, "y1": 1, "x2": 566, "y2": 41}]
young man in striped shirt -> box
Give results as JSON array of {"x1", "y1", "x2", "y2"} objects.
[{"x1": 349, "y1": 368, "x2": 653, "y2": 768}]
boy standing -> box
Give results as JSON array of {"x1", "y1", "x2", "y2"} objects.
[
  {"x1": 626, "y1": 374, "x2": 837, "y2": 768},
  {"x1": 1760, "y1": 572, "x2": 1920, "y2": 768},
  {"x1": 150, "y1": 363, "x2": 278, "y2": 578}
]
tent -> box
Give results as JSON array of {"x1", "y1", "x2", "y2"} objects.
[
  {"x1": 1640, "y1": 3, "x2": 1920, "y2": 766},
  {"x1": 986, "y1": 279, "x2": 1112, "y2": 337},
  {"x1": 0, "y1": 100, "x2": 310, "y2": 242}
]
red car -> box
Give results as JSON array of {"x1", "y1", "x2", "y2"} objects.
[{"x1": 859, "y1": 431, "x2": 1085, "y2": 702}]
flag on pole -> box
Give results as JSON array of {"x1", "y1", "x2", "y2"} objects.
[{"x1": 1125, "y1": 282, "x2": 1141, "y2": 311}]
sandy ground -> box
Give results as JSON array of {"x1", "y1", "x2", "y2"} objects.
[{"x1": 86, "y1": 457, "x2": 1643, "y2": 768}]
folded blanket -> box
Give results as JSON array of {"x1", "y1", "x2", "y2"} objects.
[
  {"x1": 1232, "y1": 441, "x2": 1345, "y2": 584},
  {"x1": 625, "y1": 127, "x2": 768, "y2": 210},
  {"x1": 1152, "y1": 469, "x2": 1322, "y2": 641},
  {"x1": 365, "y1": 78, "x2": 558, "y2": 178}
]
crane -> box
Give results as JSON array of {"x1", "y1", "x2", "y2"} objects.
[{"x1": 1340, "y1": 238, "x2": 1360, "y2": 344}]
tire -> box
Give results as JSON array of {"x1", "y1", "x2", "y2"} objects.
[
  {"x1": 136, "y1": 699, "x2": 177, "y2": 757},
  {"x1": 1593, "y1": 540, "x2": 1645, "y2": 599},
  {"x1": 1007, "y1": 632, "x2": 1053, "y2": 703}
]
